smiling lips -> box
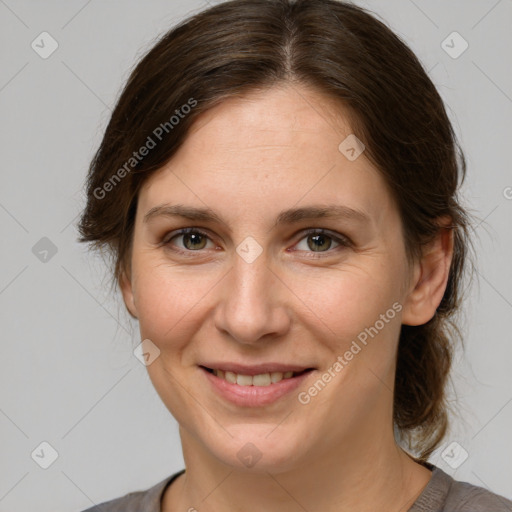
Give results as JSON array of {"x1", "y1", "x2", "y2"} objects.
[
  {"x1": 207, "y1": 367, "x2": 308, "y2": 386},
  {"x1": 200, "y1": 363, "x2": 313, "y2": 386},
  {"x1": 200, "y1": 364, "x2": 315, "y2": 406}
]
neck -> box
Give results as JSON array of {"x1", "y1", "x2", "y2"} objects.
[{"x1": 162, "y1": 424, "x2": 432, "y2": 512}]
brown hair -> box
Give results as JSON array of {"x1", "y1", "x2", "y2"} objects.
[{"x1": 78, "y1": 0, "x2": 474, "y2": 460}]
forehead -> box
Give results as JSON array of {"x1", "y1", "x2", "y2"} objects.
[
  {"x1": 182, "y1": 84, "x2": 357, "y2": 162},
  {"x1": 138, "y1": 84, "x2": 394, "y2": 223}
]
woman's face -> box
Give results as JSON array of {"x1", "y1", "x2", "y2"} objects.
[{"x1": 121, "y1": 84, "x2": 422, "y2": 472}]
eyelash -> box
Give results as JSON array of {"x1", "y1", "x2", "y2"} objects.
[{"x1": 162, "y1": 227, "x2": 351, "y2": 258}]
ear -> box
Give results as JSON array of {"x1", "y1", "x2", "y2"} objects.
[
  {"x1": 401, "y1": 219, "x2": 454, "y2": 326},
  {"x1": 119, "y1": 266, "x2": 138, "y2": 319}
]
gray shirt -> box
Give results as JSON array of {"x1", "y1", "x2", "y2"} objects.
[{"x1": 81, "y1": 463, "x2": 512, "y2": 511}]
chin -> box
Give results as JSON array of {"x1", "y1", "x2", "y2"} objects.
[{"x1": 202, "y1": 423, "x2": 309, "y2": 474}]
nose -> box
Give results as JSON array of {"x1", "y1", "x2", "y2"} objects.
[{"x1": 213, "y1": 250, "x2": 291, "y2": 345}]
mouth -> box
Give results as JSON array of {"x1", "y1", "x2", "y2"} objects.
[
  {"x1": 199, "y1": 364, "x2": 316, "y2": 407},
  {"x1": 200, "y1": 366, "x2": 313, "y2": 386}
]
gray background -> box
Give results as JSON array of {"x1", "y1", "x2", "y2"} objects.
[{"x1": 0, "y1": 0, "x2": 511, "y2": 510}]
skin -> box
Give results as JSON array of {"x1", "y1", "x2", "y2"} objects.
[{"x1": 120, "y1": 83, "x2": 454, "y2": 512}]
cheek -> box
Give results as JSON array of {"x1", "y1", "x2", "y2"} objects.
[
  {"x1": 305, "y1": 268, "x2": 403, "y2": 409},
  {"x1": 303, "y1": 262, "x2": 402, "y2": 344},
  {"x1": 132, "y1": 261, "x2": 218, "y2": 346}
]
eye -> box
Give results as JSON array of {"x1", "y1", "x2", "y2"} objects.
[
  {"x1": 293, "y1": 228, "x2": 350, "y2": 257},
  {"x1": 163, "y1": 228, "x2": 216, "y2": 253},
  {"x1": 162, "y1": 227, "x2": 350, "y2": 257}
]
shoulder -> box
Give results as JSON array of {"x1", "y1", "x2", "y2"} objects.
[
  {"x1": 79, "y1": 470, "x2": 184, "y2": 512},
  {"x1": 444, "y1": 474, "x2": 512, "y2": 511},
  {"x1": 414, "y1": 464, "x2": 512, "y2": 512},
  {"x1": 80, "y1": 489, "x2": 146, "y2": 512}
]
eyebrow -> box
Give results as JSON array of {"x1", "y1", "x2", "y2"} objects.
[{"x1": 143, "y1": 203, "x2": 371, "y2": 229}]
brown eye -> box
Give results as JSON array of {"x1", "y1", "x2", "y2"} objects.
[
  {"x1": 294, "y1": 229, "x2": 350, "y2": 256},
  {"x1": 181, "y1": 231, "x2": 208, "y2": 250},
  {"x1": 164, "y1": 228, "x2": 214, "y2": 252},
  {"x1": 306, "y1": 233, "x2": 334, "y2": 252}
]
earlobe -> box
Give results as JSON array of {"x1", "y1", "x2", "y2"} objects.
[
  {"x1": 119, "y1": 268, "x2": 138, "y2": 319},
  {"x1": 401, "y1": 223, "x2": 454, "y2": 326}
]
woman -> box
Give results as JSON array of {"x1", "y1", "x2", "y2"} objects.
[{"x1": 77, "y1": 0, "x2": 512, "y2": 510}]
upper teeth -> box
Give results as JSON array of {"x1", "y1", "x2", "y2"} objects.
[{"x1": 213, "y1": 369, "x2": 295, "y2": 386}]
